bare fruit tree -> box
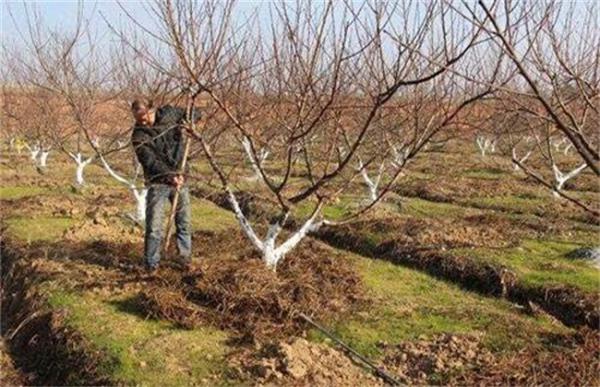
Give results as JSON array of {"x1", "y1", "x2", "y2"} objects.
[
  {"x1": 6, "y1": 6, "x2": 115, "y2": 186},
  {"x1": 464, "y1": 0, "x2": 599, "y2": 216},
  {"x1": 119, "y1": 0, "x2": 484, "y2": 270},
  {"x1": 0, "y1": 79, "x2": 63, "y2": 170}
]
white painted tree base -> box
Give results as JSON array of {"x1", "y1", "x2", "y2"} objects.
[
  {"x1": 226, "y1": 189, "x2": 322, "y2": 270},
  {"x1": 552, "y1": 163, "x2": 586, "y2": 198}
]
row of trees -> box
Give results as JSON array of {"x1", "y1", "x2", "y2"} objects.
[{"x1": 1, "y1": 0, "x2": 598, "y2": 269}]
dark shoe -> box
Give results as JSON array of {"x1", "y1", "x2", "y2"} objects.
[
  {"x1": 144, "y1": 262, "x2": 158, "y2": 274},
  {"x1": 176, "y1": 255, "x2": 192, "y2": 270}
]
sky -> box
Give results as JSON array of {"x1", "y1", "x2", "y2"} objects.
[
  {"x1": 1, "y1": 1, "x2": 267, "y2": 50},
  {"x1": 2, "y1": 2, "x2": 143, "y2": 35}
]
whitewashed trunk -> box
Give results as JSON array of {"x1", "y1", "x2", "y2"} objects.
[
  {"x1": 30, "y1": 147, "x2": 40, "y2": 162},
  {"x1": 476, "y1": 137, "x2": 494, "y2": 157},
  {"x1": 73, "y1": 153, "x2": 93, "y2": 186},
  {"x1": 360, "y1": 169, "x2": 379, "y2": 202},
  {"x1": 241, "y1": 137, "x2": 269, "y2": 180},
  {"x1": 358, "y1": 159, "x2": 384, "y2": 203},
  {"x1": 76, "y1": 163, "x2": 86, "y2": 185},
  {"x1": 98, "y1": 153, "x2": 146, "y2": 222},
  {"x1": 552, "y1": 163, "x2": 586, "y2": 198},
  {"x1": 39, "y1": 151, "x2": 50, "y2": 168},
  {"x1": 225, "y1": 188, "x2": 322, "y2": 271},
  {"x1": 368, "y1": 185, "x2": 378, "y2": 202},
  {"x1": 133, "y1": 188, "x2": 148, "y2": 222},
  {"x1": 391, "y1": 146, "x2": 410, "y2": 168},
  {"x1": 512, "y1": 148, "x2": 532, "y2": 171},
  {"x1": 267, "y1": 214, "x2": 322, "y2": 270},
  {"x1": 262, "y1": 223, "x2": 282, "y2": 269}
]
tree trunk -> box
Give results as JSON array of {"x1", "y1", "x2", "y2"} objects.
[
  {"x1": 39, "y1": 151, "x2": 50, "y2": 168},
  {"x1": 133, "y1": 188, "x2": 148, "y2": 222}
]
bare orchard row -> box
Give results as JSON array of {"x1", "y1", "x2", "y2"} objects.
[{"x1": 2, "y1": 1, "x2": 598, "y2": 269}]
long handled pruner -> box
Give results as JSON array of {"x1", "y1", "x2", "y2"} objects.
[{"x1": 163, "y1": 90, "x2": 199, "y2": 256}]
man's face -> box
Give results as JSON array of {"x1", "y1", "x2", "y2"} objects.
[{"x1": 132, "y1": 104, "x2": 155, "y2": 126}]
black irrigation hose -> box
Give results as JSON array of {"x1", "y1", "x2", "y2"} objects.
[{"x1": 298, "y1": 312, "x2": 401, "y2": 386}]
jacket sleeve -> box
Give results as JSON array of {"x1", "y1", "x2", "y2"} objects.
[
  {"x1": 132, "y1": 129, "x2": 173, "y2": 179},
  {"x1": 155, "y1": 106, "x2": 185, "y2": 127},
  {"x1": 156, "y1": 105, "x2": 201, "y2": 126}
]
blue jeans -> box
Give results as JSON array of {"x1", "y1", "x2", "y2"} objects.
[{"x1": 144, "y1": 184, "x2": 192, "y2": 268}]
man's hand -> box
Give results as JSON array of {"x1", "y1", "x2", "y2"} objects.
[{"x1": 171, "y1": 174, "x2": 185, "y2": 189}]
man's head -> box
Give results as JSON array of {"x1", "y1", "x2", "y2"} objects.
[{"x1": 131, "y1": 99, "x2": 156, "y2": 126}]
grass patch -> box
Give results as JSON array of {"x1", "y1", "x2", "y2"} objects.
[
  {"x1": 294, "y1": 198, "x2": 355, "y2": 221},
  {"x1": 191, "y1": 198, "x2": 238, "y2": 232},
  {"x1": 5, "y1": 216, "x2": 73, "y2": 242},
  {"x1": 0, "y1": 186, "x2": 47, "y2": 200},
  {"x1": 400, "y1": 197, "x2": 480, "y2": 219},
  {"x1": 466, "y1": 195, "x2": 548, "y2": 214},
  {"x1": 311, "y1": 254, "x2": 569, "y2": 359},
  {"x1": 463, "y1": 167, "x2": 506, "y2": 180},
  {"x1": 48, "y1": 290, "x2": 231, "y2": 386},
  {"x1": 456, "y1": 239, "x2": 600, "y2": 293}
]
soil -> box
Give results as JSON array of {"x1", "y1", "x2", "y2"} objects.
[
  {"x1": 63, "y1": 216, "x2": 141, "y2": 245},
  {"x1": 2, "y1": 228, "x2": 372, "y2": 385},
  {"x1": 510, "y1": 284, "x2": 600, "y2": 330},
  {"x1": 316, "y1": 224, "x2": 517, "y2": 297},
  {"x1": 396, "y1": 173, "x2": 542, "y2": 201},
  {"x1": 230, "y1": 338, "x2": 382, "y2": 386},
  {"x1": 380, "y1": 333, "x2": 495, "y2": 385},
  {"x1": 565, "y1": 247, "x2": 600, "y2": 269},
  {"x1": 452, "y1": 329, "x2": 600, "y2": 386}
]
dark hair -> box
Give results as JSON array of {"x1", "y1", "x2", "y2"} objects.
[
  {"x1": 131, "y1": 99, "x2": 154, "y2": 111},
  {"x1": 131, "y1": 99, "x2": 146, "y2": 111}
]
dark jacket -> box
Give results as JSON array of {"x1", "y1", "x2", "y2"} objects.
[{"x1": 131, "y1": 105, "x2": 200, "y2": 184}]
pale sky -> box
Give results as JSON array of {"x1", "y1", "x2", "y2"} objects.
[{"x1": 1, "y1": 1, "x2": 266, "y2": 49}]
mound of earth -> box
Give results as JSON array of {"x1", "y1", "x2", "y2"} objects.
[
  {"x1": 358, "y1": 217, "x2": 511, "y2": 250},
  {"x1": 185, "y1": 238, "x2": 365, "y2": 339},
  {"x1": 452, "y1": 329, "x2": 600, "y2": 386},
  {"x1": 463, "y1": 213, "x2": 564, "y2": 238},
  {"x1": 380, "y1": 333, "x2": 495, "y2": 385},
  {"x1": 232, "y1": 338, "x2": 382, "y2": 386},
  {"x1": 138, "y1": 284, "x2": 204, "y2": 329},
  {"x1": 397, "y1": 175, "x2": 541, "y2": 202},
  {"x1": 136, "y1": 231, "x2": 366, "y2": 341}
]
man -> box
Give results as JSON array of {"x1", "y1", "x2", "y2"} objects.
[{"x1": 131, "y1": 99, "x2": 199, "y2": 271}]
